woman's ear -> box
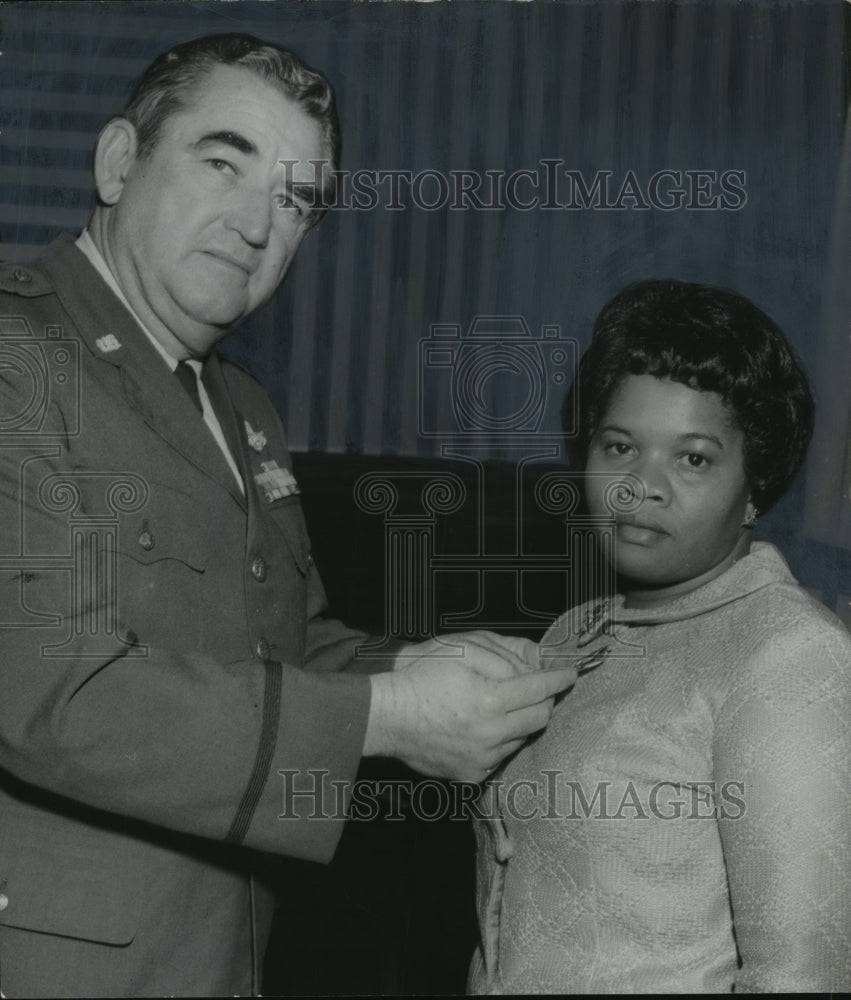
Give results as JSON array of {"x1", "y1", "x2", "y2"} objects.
[
  {"x1": 741, "y1": 500, "x2": 759, "y2": 529},
  {"x1": 93, "y1": 118, "x2": 139, "y2": 206}
]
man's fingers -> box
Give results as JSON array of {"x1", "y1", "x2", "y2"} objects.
[
  {"x1": 498, "y1": 700, "x2": 557, "y2": 742},
  {"x1": 497, "y1": 667, "x2": 577, "y2": 712},
  {"x1": 462, "y1": 632, "x2": 536, "y2": 676},
  {"x1": 470, "y1": 632, "x2": 539, "y2": 671},
  {"x1": 476, "y1": 738, "x2": 526, "y2": 779}
]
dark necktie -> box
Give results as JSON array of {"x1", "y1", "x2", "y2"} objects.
[{"x1": 174, "y1": 360, "x2": 203, "y2": 414}]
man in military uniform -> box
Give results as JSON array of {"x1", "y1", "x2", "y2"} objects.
[{"x1": 0, "y1": 33, "x2": 574, "y2": 998}]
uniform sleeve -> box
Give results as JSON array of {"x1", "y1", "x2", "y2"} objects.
[
  {"x1": 301, "y1": 575, "x2": 399, "y2": 676},
  {"x1": 0, "y1": 368, "x2": 369, "y2": 864},
  {"x1": 713, "y1": 613, "x2": 851, "y2": 991}
]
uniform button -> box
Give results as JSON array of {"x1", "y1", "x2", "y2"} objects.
[
  {"x1": 138, "y1": 530, "x2": 154, "y2": 551},
  {"x1": 251, "y1": 556, "x2": 267, "y2": 582},
  {"x1": 13, "y1": 267, "x2": 32, "y2": 283},
  {"x1": 0, "y1": 893, "x2": 8, "y2": 911},
  {"x1": 307, "y1": 553, "x2": 314, "y2": 567},
  {"x1": 255, "y1": 638, "x2": 270, "y2": 661}
]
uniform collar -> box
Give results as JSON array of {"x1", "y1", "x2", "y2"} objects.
[
  {"x1": 75, "y1": 229, "x2": 179, "y2": 373},
  {"x1": 34, "y1": 235, "x2": 247, "y2": 510}
]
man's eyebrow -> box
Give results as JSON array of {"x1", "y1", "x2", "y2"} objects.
[{"x1": 193, "y1": 131, "x2": 257, "y2": 156}]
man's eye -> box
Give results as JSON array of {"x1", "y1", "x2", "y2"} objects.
[
  {"x1": 684, "y1": 452, "x2": 709, "y2": 469},
  {"x1": 208, "y1": 158, "x2": 236, "y2": 174}
]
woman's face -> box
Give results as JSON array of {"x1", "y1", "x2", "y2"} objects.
[{"x1": 585, "y1": 374, "x2": 755, "y2": 607}]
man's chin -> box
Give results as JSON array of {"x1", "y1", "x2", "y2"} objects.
[{"x1": 179, "y1": 297, "x2": 250, "y2": 334}]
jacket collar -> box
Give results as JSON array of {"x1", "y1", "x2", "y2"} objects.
[
  {"x1": 36, "y1": 235, "x2": 247, "y2": 511},
  {"x1": 617, "y1": 543, "x2": 794, "y2": 622},
  {"x1": 582, "y1": 543, "x2": 796, "y2": 638}
]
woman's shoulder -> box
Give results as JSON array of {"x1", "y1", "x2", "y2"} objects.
[
  {"x1": 719, "y1": 551, "x2": 851, "y2": 702},
  {"x1": 738, "y1": 544, "x2": 849, "y2": 648}
]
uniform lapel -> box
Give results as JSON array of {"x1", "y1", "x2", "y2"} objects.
[
  {"x1": 121, "y1": 360, "x2": 247, "y2": 510},
  {"x1": 200, "y1": 354, "x2": 255, "y2": 501},
  {"x1": 40, "y1": 236, "x2": 246, "y2": 508},
  {"x1": 212, "y1": 359, "x2": 310, "y2": 571}
]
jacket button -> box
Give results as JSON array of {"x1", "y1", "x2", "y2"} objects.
[
  {"x1": 255, "y1": 638, "x2": 270, "y2": 661},
  {"x1": 13, "y1": 267, "x2": 32, "y2": 283},
  {"x1": 251, "y1": 556, "x2": 267, "y2": 582},
  {"x1": 0, "y1": 893, "x2": 8, "y2": 910},
  {"x1": 138, "y1": 530, "x2": 154, "y2": 551}
]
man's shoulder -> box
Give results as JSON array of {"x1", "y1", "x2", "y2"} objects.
[
  {"x1": 0, "y1": 237, "x2": 84, "y2": 306},
  {"x1": 0, "y1": 258, "x2": 54, "y2": 299}
]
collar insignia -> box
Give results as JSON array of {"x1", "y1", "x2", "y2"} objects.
[
  {"x1": 244, "y1": 420, "x2": 267, "y2": 453},
  {"x1": 95, "y1": 334, "x2": 121, "y2": 353}
]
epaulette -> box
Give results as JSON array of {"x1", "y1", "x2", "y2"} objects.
[{"x1": 0, "y1": 261, "x2": 52, "y2": 297}]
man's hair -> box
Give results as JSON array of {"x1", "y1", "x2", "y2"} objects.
[
  {"x1": 119, "y1": 32, "x2": 340, "y2": 214},
  {"x1": 563, "y1": 279, "x2": 814, "y2": 513}
]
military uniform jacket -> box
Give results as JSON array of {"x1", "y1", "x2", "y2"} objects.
[{"x1": 0, "y1": 236, "x2": 375, "y2": 997}]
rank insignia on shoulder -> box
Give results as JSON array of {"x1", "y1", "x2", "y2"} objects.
[
  {"x1": 254, "y1": 460, "x2": 299, "y2": 502},
  {"x1": 96, "y1": 334, "x2": 121, "y2": 353},
  {"x1": 244, "y1": 420, "x2": 267, "y2": 453}
]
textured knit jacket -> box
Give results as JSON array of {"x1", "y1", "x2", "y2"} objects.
[
  {"x1": 470, "y1": 543, "x2": 851, "y2": 994},
  {"x1": 0, "y1": 236, "x2": 377, "y2": 997}
]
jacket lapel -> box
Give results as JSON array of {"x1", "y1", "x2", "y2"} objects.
[
  {"x1": 200, "y1": 354, "x2": 255, "y2": 502},
  {"x1": 122, "y1": 360, "x2": 247, "y2": 509},
  {"x1": 39, "y1": 235, "x2": 246, "y2": 508},
  {"x1": 213, "y1": 360, "x2": 311, "y2": 570}
]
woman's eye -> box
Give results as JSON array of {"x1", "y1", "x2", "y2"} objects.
[
  {"x1": 684, "y1": 452, "x2": 709, "y2": 469},
  {"x1": 605, "y1": 441, "x2": 633, "y2": 457}
]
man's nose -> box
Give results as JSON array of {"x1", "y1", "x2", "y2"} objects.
[{"x1": 227, "y1": 188, "x2": 272, "y2": 248}]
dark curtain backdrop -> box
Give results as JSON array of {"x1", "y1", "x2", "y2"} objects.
[{"x1": 2, "y1": 0, "x2": 849, "y2": 606}]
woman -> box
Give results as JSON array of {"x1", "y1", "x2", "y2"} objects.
[{"x1": 470, "y1": 280, "x2": 851, "y2": 993}]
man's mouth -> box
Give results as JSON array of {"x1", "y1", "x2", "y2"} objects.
[{"x1": 204, "y1": 250, "x2": 253, "y2": 275}]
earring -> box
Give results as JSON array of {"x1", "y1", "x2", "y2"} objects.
[{"x1": 742, "y1": 506, "x2": 758, "y2": 528}]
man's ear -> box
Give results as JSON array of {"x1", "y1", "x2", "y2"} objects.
[{"x1": 94, "y1": 118, "x2": 139, "y2": 206}]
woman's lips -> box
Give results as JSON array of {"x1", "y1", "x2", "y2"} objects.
[{"x1": 615, "y1": 516, "x2": 669, "y2": 544}]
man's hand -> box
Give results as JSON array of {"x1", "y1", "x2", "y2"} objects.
[
  {"x1": 392, "y1": 630, "x2": 541, "y2": 677},
  {"x1": 364, "y1": 633, "x2": 577, "y2": 782}
]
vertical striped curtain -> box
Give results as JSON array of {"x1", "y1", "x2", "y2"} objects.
[
  {"x1": 2, "y1": 0, "x2": 848, "y2": 526},
  {"x1": 804, "y1": 102, "x2": 851, "y2": 551}
]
